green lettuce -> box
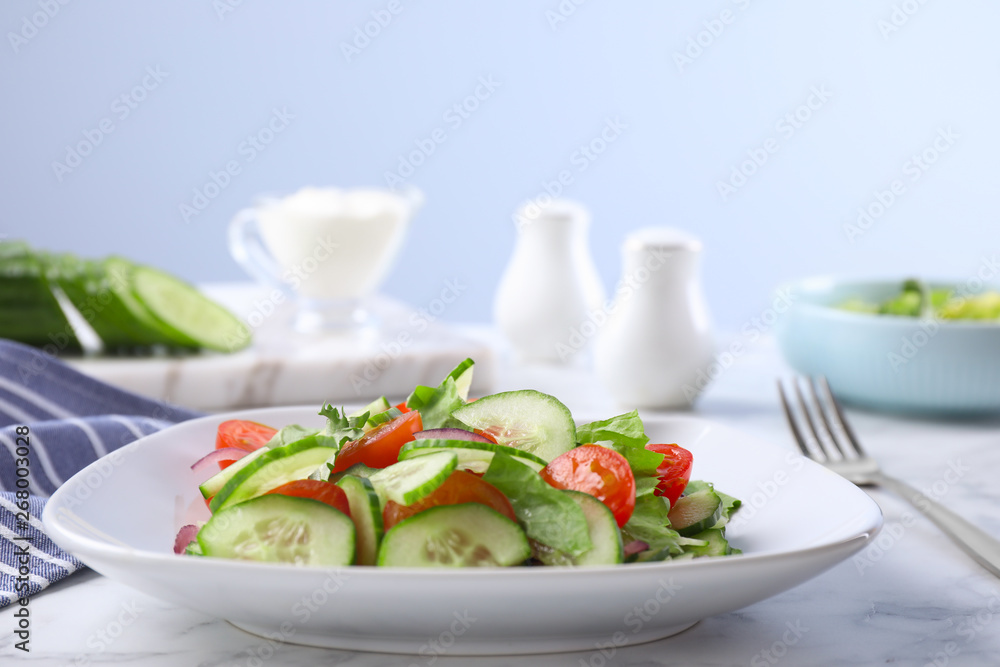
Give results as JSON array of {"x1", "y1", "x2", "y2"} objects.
[
  {"x1": 318, "y1": 404, "x2": 368, "y2": 449},
  {"x1": 621, "y1": 493, "x2": 690, "y2": 555},
  {"x1": 483, "y1": 451, "x2": 592, "y2": 557},
  {"x1": 405, "y1": 377, "x2": 467, "y2": 430}
]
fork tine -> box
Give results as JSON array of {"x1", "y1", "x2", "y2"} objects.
[
  {"x1": 777, "y1": 379, "x2": 820, "y2": 460},
  {"x1": 791, "y1": 376, "x2": 842, "y2": 461},
  {"x1": 805, "y1": 377, "x2": 847, "y2": 458},
  {"x1": 817, "y1": 376, "x2": 866, "y2": 457}
]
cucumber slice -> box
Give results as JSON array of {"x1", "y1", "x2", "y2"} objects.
[
  {"x1": 450, "y1": 390, "x2": 576, "y2": 463},
  {"x1": 349, "y1": 396, "x2": 391, "y2": 420},
  {"x1": 130, "y1": 264, "x2": 250, "y2": 353},
  {"x1": 398, "y1": 438, "x2": 546, "y2": 474},
  {"x1": 198, "y1": 446, "x2": 269, "y2": 499},
  {"x1": 366, "y1": 407, "x2": 402, "y2": 430},
  {"x1": 102, "y1": 257, "x2": 187, "y2": 347},
  {"x1": 209, "y1": 437, "x2": 338, "y2": 512},
  {"x1": 447, "y1": 358, "x2": 475, "y2": 401},
  {"x1": 55, "y1": 256, "x2": 185, "y2": 351},
  {"x1": 336, "y1": 475, "x2": 383, "y2": 565},
  {"x1": 198, "y1": 494, "x2": 355, "y2": 566},
  {"x1": 535, "y1": 490, "x2": 624, "y2": 566},
  {"x1": 683, "y1": 528, "x2": 734, "y2": 558},
  {"x1": 668, "y1": 489, "x2": 723, "y2": 537},
  {"x1": 368, "y1": 451, "x2": 457, "y2": 506},
  {"x1": 376, "y1": 503, "x2": 530, "y2": 567}
]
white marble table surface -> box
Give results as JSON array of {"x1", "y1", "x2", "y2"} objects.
[{"x1": 5, "y1": 332, "x2": 1000, "y2": 666}]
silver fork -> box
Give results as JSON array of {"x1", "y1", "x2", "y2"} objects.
[{"x1": 778, "y1": 376, "x2": 1000, "y2": 578}]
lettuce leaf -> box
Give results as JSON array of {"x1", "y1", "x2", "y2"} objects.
[
  {"x1": 318, "y1": 404, "x2": 368, "y2": 449},
  {"x1": 576, "y1": 410, "x2": 650, "y2": 450},
  {"x1": 483, "y1": 451, "x2": 592, "y2": 557},
  {"x1": 405, "y1": 377, "x2": 467, "y2": 430},
  {"x1": 621, "y1": 493, "x2": 690, "y2": 555}
]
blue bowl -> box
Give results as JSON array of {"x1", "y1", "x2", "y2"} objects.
[{"x1": 774, "y1": 277, "x2": 1000, "y2": 415}]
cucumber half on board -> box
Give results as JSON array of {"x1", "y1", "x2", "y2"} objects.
[
  {"x1": 0, "y1": 243, "x2": 81, "y2": 352},
  {"x1": 129, "y1": 264, "x2": 250, "y2": 353},
  {"x1": 0, "y1": 242, "x2": 250, "y2": 354}
]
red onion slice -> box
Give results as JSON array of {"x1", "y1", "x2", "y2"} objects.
[
  {"x1": 414, "y1": 428, "x2": 492, "y2": 443},
  {"x1": 623, "y1": 540, "x2": 650, "y2": 557},
  {"x1": 190, "y1": 447, "x2": 248, "y2": 473},
  {"x1": 173, "y1": 524, "x2": 200, "y2": 555}
]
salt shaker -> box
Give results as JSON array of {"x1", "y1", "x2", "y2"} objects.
[
  {"x1": 493, "y1": 198, "x2": 606, "y2": 363},
  {"x1": 593, "y1": 228, "x2": 715, "y2": 408}
]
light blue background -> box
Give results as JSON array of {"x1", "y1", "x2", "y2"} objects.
[{"x1": 3, "y1": 0, "x2": 998, "y2": 331}]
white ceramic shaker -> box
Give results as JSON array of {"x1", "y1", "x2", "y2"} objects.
[
  {"x1": 493, "y1": 198, "x2": 606, "y2": 363},
  {"x1": 594, "y1": 228, "x2": 715, "y2": 408}
]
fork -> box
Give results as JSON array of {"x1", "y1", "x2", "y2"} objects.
[{"x1": 778, "y1": 376, "x2": 1000, "y2": 578}]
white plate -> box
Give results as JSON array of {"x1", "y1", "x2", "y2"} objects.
[{"x1": 42, "y1": 407, "x2": 882, "y2": 655}]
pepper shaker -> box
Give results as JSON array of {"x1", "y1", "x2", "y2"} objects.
[{"x1": 594, "y1": 227, "x2": 715, "y2": 408}]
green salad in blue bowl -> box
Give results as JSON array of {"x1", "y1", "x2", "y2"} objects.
[{"x1": 775, "y1": 277, "x2": 1000, "y2": 415}]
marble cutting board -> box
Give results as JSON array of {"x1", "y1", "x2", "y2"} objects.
[{"x1": 67, "y1": 284, "x2": 496, "y2": 411}]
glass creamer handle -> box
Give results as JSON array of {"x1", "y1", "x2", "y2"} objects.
[{"x1": 227, "y1": 208, "x2": 288, "y2": 293}]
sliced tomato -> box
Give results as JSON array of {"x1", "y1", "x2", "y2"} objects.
[
  {"x1": 474, "y1": 429, "x2": 498, "y2": 444},
  {"x1": 394, "y1": 401, "x2": 411, "y2": 413},
  {"x1": 329, "y1": 410, "x2": 423, "y2": 473},
  {"x1": 264, "y1": 480, "x2": 351, "y2": 518},
  {"x1": 645, "y1": 443, "x2": 693, "y2": 506},
  {"x1": 214, "y1": 420, "x2": 277, "y2": 469},
  {"x1": 539, "y1": 445, "x2": 636, "y2": 527},
  {"x1": 382, "y1": 470, "x2": 516, "y2": 530}
]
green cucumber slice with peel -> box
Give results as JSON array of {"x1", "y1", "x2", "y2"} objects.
[
  {"x1": 366, "y1": 407, "x2": 402, "y2": 430},
  {"x1": 349, "y1": 396, "x2": 391, "y2": 421},
  {"x1": 130, "y1": 264, "x2": 250, "y2": 353},
  {"x1": 198, "y1": 447, "x2": 269, "y2": 499},
  {"x1": 197, "y1": 494, "x2": 355, "y2": 566},
  {"x1": 209, "y1": 437, "x2": 338, "y2": 512},
  {"x1": 102, "y1": 256, "x2": 193, "y2": 347},
  {"x1": 534, "y1": 490, "x2": 624, "y2": 566},
  {"x1": 336, "y1": 475, "x2": 384, "y2": 565},
  {"x1": 368, "y1": 451, "x2": 457, "y2": 507},
  {"x1": 683, "y1": 528, "x2": 734, "y2": 558},
  {"x1": 398, "y1": 438, "x2": 546, "y2": 473},
  {"x1": 450, "y1": 390, "x2": 576, "y2": 463},
  {"x1": 376, "y1": 503, "x2": 530, "y2": 567},
  {"x1": 50, "y1": 256, "x2": 149, "y2": 350},
  {"x1": 668, "y1": 488, "x2": 723, "y2": 537}
]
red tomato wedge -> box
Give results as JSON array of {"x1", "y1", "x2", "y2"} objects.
[
  {"x1": 264, "y1": 480, "x2": 352, "y2": 518},
  {"x1": 645, "y1": 443, "x2": 693, "y2": 506},
  {"x1": 394, "y1": 401, "x2": 411, "y2": 413},
  {"x1": 329, "y1": 410, "x2": 423, "y2": 473},
  {"x1": 382, "y1": 470, "x2": 516, "y2": 530},
  {"x1": 473, "y1": 429, "x2": 498, "y2": 444},
  {"x1": 539, "y1": 445, "x2": 636, "y2": 527},
  {"x1": 214, "y1": 420, "x2": 277, "y2": 469}
]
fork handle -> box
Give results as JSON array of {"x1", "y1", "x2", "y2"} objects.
[{"x1": 874, "y1": 471, "x2": 1000, "y2": 578}]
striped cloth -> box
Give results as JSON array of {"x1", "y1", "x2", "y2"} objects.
[{"x1": 0, "y1": 340, "x2": 200, "y2": 608}]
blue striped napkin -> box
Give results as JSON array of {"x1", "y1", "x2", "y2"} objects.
[{"x1": 0, "y1": 340, "x2": 201, "y2": 608}]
